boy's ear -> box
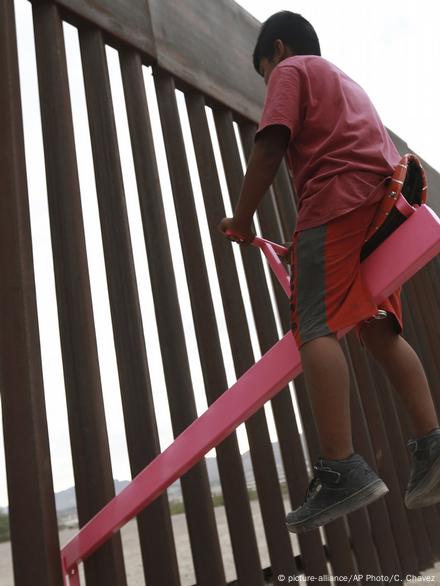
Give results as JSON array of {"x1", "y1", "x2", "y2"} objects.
[
  {"x1": 273, "y1": 39, "x2": 287, "y2": 62},
  {"x1": 273, "y1": 39, "x2": 295, "y2": 63}
]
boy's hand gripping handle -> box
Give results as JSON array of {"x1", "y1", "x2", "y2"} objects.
[{"x1": 225, "y1": 229, "x2": 291, "y2": 297}]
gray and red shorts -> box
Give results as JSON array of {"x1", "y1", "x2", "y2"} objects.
[{"x1": 290, "y1": 201, "x2": 403, "y2": 348}]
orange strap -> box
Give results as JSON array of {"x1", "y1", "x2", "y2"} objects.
[{"x1": 364, "y1": 154, "x2": 427, "y2": 242}]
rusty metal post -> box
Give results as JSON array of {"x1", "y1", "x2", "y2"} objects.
[
  {"x1": 237, "y1": 122, "x2": 329, "y2": 576},
  {"x1": 344, "y1": 332, "x2": 418, "y2": 576},
  {"x1": 365, "y1": 345, "x2": 434, "y2": 571},
  {"x1": 406, "y1": 275, "x2": 440, "y2": 414},
  {"x1": 0, "y1": 1, "x2": 63, "y2": 584},
  {"x1": 343, "y1": 335, "x2": 406, "y2": 575},
  {"x1": 271, "y1": 161, "x2": 298, "y2": 246},
  {"x1": 183, "y1": 90, "x2": 269, "y2": 584},
  {"x1": 408, "y1": 267, "x2": 440, "y2": 533},
  {"x1": 400, "y1": 286, "x2": 440, "y2": 559},
  {"x1": 117, "y1": 49, "x2": 181, "y2": 586},
  {"x1": 150, "y1": 68, "x2": 228, "y2": 586},
  {"x1": 211, "y1": 106, "x2": 298, "y2": 578},
  {"x1": 32, "y1": 6, "x2": 127, "y2": 585},
  {"x1": 233, "y1": 118, "x2": 356, "y2": 577}
]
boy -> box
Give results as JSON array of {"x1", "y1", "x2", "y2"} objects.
[{"x1": 218, "y1": 11, "x2": 440, "y2": 533}]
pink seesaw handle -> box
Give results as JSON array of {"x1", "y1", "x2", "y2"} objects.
[
  {"x1": 225, "y1": 229, "x2": 291, "y2": 296},
  {"x1": 252, "y1": 236, "x2": 290, "y2": 257},
  {"x1": 224, "y1": 229, "x2": 289, "y2": 256}
]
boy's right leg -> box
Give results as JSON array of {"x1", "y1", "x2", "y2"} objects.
[
  {"x1": 360, "y1": 316, "x2": 440, "y2": 508},
  {"x1": 300, "y1": 335, "x2": 353, "y2": 460}
]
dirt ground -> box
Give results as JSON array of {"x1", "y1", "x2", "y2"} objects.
[{"x1": 1, "y1": 499, "x2": 439, "y2": 585}]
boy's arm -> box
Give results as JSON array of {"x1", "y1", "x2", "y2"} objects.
[{"x1": 218, "y1": 125, "x2": 290, "y2": 242}]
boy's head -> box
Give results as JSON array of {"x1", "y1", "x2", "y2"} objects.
[{"x1": 253, "y1": 11, "x2": 321, "y2": 84}]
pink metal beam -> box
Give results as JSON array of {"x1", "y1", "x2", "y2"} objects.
[{"x1": 61, "y1": 204, "x2": 440, "y2": 577}]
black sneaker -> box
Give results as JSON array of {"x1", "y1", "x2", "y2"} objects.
[
  {"x1": 404, "y1": 427, "x2": 440, "y2": 509},
  {"x1": 286, "y1": 453, "x2": 389, "y2": 533}
]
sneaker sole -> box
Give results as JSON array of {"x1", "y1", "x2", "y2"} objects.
[
  {"x1": 286, "y1": 479, "x2": 389, "y2": 534},
  {"x1": 405, "y1": 452, "x2": 440, "y2": 509}
]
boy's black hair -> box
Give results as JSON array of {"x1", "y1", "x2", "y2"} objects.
[{"x1": 253, "y1": 11, "x2": 321, "y2": 74}]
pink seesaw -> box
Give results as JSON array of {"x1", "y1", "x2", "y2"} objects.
[{"x1": 61, "y1": 203, "x2": 440, "y2": 585}]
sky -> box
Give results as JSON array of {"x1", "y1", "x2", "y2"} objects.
[
  {"x1": 236, "y1": 0, "x2": 440, "y2": 172},
  {"x1": 0, "y1": 0, "x2": 439, "y2": 508}
]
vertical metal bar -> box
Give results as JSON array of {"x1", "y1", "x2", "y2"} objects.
[
  {"x1": 149, "y1": 68, "x2": 227, "y2": 586},
  {"x1": 61, "y1": 39, "x2": 180, "y2": 586},
  {"x1": 238, "y1": 123, "x2": 290, "y2": 325},
  {"x1": 425, "y1": 258, "x2": 440, "y2": 320},
  {"x1": 343, "y1": 336, "x2": 402, "y2": 575},
  {"x1": 0, "y1": 2, "x2": 63, "y2": 585},
  {"x1": 400, "y1": 286, "x2": 440, "y2": 558},
  {"x1": 369, "y1": 312, "x2": 432, "y2": 568},
  {"x1": 346, "y1": 331, "x2": 419, "y2": 575},
  {"x1": 210, "y1": 106, "x2": 297, "y2": 579},
  {"x1": 181, "y1": 91, "x2": 267, "y2": 584},
  {"x1": 224, "y1": 111, "x2": 356, "y2": 577},
  {"x1": 293, "y1": 375, "x2": 359, "y2": 578},
  {"x1": 366, "y1": 347, "x2": 434, "y2": 571},
  {"x1": 407, "y1": 269, "x2": 440, "y2": 531},
  {"x1": 272, "y1": 161, "x2": 298, "y2": 239},
  {"x1": 237, "y1": 122, "x2": 328, "y2": 576},
  {"x1": 117, "y1": 50, "x2": 181, "y2": 586},
  {"x1": 347, "y1": 392, "x2": 385, "y2": 577},
  {"x1": 345, "y1": 344, "x2": 392, "y2": 575},
  {"x1": 406, "y1": 275, "x2": 440, "y2": 414},
  {"x1": 32, "y1": 7, "x2": 126, "y2": 586},
  {"x1": 417, "y1": 262, "x2": 440, "y2": 325}
]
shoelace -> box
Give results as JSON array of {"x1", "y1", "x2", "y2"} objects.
[{"x1": 304, "y1": 475, "x2": 321, "y2": 502}]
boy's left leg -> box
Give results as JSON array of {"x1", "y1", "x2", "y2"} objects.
[
  {"x1": 285, "y1": 334, "x2": 388, "y2": 533},
  {"x1": 360, "y1": 316, "x2": 440, "y2": 509}
]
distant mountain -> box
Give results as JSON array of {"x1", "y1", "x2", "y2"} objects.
[
  {"x1": 55, "y1": 480, "x2": 130, "y2": 514},
  {"x1": 203, "y1": 442, "x2": 290, "y2": 491},
  {"x1": 214, "y1": 440, "x2": 311, "y2": 490},
  {"x1": 54, "y1": 440, "x2": 309, "y2": 516}
]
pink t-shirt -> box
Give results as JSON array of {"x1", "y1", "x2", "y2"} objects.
[{"x1": 257, "y1": 56, "x2": 401, "y2": 231}]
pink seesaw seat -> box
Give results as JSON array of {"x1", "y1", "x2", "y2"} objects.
[{"x1": 61, "y1": 204, "x2": 440, "y2": 585}]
